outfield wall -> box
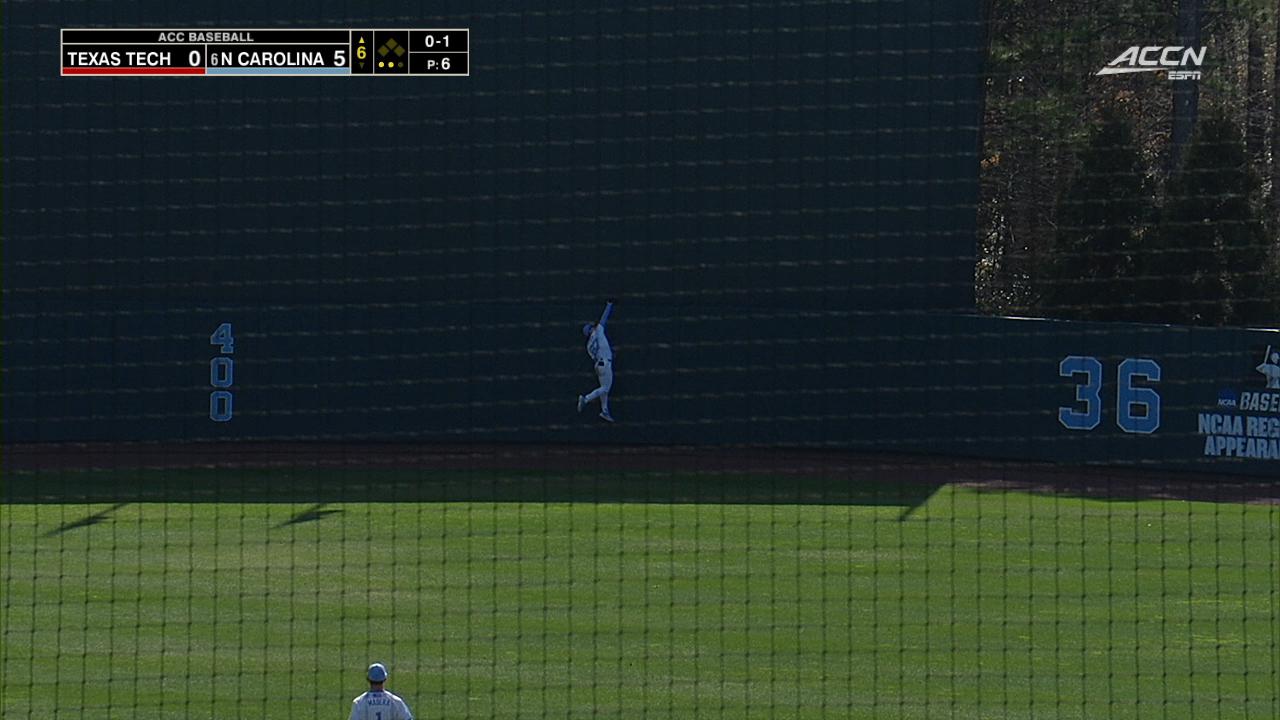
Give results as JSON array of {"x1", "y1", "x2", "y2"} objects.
[
  {"x1": 7, "y1": 2, "x2": 1278, "y2": 475},
  {"x1": 5, "y1": 304, "x2": 1277, "y2": 476},
  {"x1": 6, "y1": 3, "x2": 984, "y2": 446}
]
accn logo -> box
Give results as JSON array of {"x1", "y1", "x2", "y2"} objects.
[{"x1": 1096, "y1": 46, "x2": 1205, "y2": 80}]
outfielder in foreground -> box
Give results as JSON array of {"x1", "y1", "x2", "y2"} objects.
[
  {"x1": 578, "y1": 300, "x2": 616, "y2": 422},
  {"x1": 349, "y1": 663, "x2": 414, "y2": 720}
]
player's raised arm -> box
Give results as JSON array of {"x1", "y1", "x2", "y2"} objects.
[{"x1": 598, "y1": 300, "x2": 614, "y2": 328}]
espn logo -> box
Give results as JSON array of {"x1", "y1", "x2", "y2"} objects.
[{"x1": 1096, "y1": 46, "x2": 1205, "y2": 81}]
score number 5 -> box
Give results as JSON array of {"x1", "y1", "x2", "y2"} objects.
[{"x1": 1059, "y1": 356, "x2": 1161, "y2": 434}]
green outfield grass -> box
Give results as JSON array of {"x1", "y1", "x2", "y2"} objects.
[{"x1": 2, "y1": 470, "x2": 1277, "y2": 719}]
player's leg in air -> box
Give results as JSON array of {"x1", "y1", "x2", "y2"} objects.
[{"x1": 578, "y1": 358, "x2": 614, "y2": 422}]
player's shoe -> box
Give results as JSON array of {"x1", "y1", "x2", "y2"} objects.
[
  {"x1": 577, "y1": 395, "x2": 586, "y2": 413},
  {"x1": 598, "y1": 411, "x2": 615, "y2": 423}
]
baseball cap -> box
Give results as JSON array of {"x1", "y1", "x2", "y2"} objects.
[
  {"x1": 582, "y1": 323, "x2": 594, "y2": 336},
  {"x1": 367, "y1": 663, "x2": 388, "y2": 683}
]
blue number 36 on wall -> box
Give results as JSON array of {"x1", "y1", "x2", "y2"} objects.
[{"x1": 1059, "y1": 356, "x2": 1161, "y2": 434}]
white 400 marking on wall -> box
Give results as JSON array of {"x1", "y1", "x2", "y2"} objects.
[
  {"x1": 1059, "y1": 356, "x2": 1161, "y2": 434},
  {"x1": 210, "y1": 323, "x2": 234, "y2": 421}
]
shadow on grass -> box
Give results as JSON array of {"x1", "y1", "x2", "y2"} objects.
[
  {"x1": 44, "y1": 501, "x2": 130, "y2": 536},
  {"x1": 277, "y1": 502, "x2": 344, "y2": 527}
]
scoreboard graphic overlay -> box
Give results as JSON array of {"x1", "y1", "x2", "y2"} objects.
[{"x1": 60, "y1": 29, "x2": 469, "y2": 76}]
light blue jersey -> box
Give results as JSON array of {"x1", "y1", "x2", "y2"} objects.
[
  {"x1": 579, "y1": 302, "x2": 616, "y2": 421},
  {"x1": 349, "y1": 689, "x2": 413, "y2": 720},
  {"x1": 587, "y1": 302, "x2": 614, "y2": 362}
]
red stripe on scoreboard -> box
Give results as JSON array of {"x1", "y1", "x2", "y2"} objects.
[{"x1": 62, "y1": 67, "x2": 207, "y2": 75}]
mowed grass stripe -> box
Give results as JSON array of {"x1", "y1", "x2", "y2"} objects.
[{"x1": 2, "y1": 482, "x2": 1276, "y2": 719}]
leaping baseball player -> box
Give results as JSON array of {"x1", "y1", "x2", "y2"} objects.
[{"x1": 577, "y1": 300, "x2": 616, "y2": 422}]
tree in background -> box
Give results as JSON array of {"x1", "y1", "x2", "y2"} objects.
[
  {"x1": 1273, "y1": 0, "x2": 1280, "y2": 226},
  {"x1": 979, "y1": 0, "x2": 1175, "y2": 315},
  {"x1": 1171, "y1": 0, "x2": 1204, "y2": 171},
  {"x1": 1151, "y1": 116, "x2": 1272, "y2": 325},
  {"x1": 1247, "y1": 11, "x2": 1268, "y2": 165},
  {"x1": 979, "y1": 0, "x2": 1279, "y2": 325},
  {"x1": 1044, "y1": 108, "x2": 1150, "y2": 320}
]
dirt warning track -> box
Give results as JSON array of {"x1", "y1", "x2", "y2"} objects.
[{"x1": 4, "y1": 442, "x2": 1277, "y2": 506}]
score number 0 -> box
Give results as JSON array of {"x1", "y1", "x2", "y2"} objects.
[
  {"x1": 1059, "y1": 356, "x2": 1161, "y2": 433},
  {"x1": 210, "y1": 323, "x2": 234, "y2": 421}
]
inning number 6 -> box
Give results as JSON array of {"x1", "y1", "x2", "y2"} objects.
[{"x1": 1058, "y1": 356, "x2": 1161, "y2": 434}]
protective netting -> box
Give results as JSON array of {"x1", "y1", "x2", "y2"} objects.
[{"x1": 4, "y1": 1, "x2": 1279, "y2": 718}]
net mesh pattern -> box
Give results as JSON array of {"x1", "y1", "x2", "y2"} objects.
[{"x1": 3, "y1": 1, "x2": 1278, "y2": 718}]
